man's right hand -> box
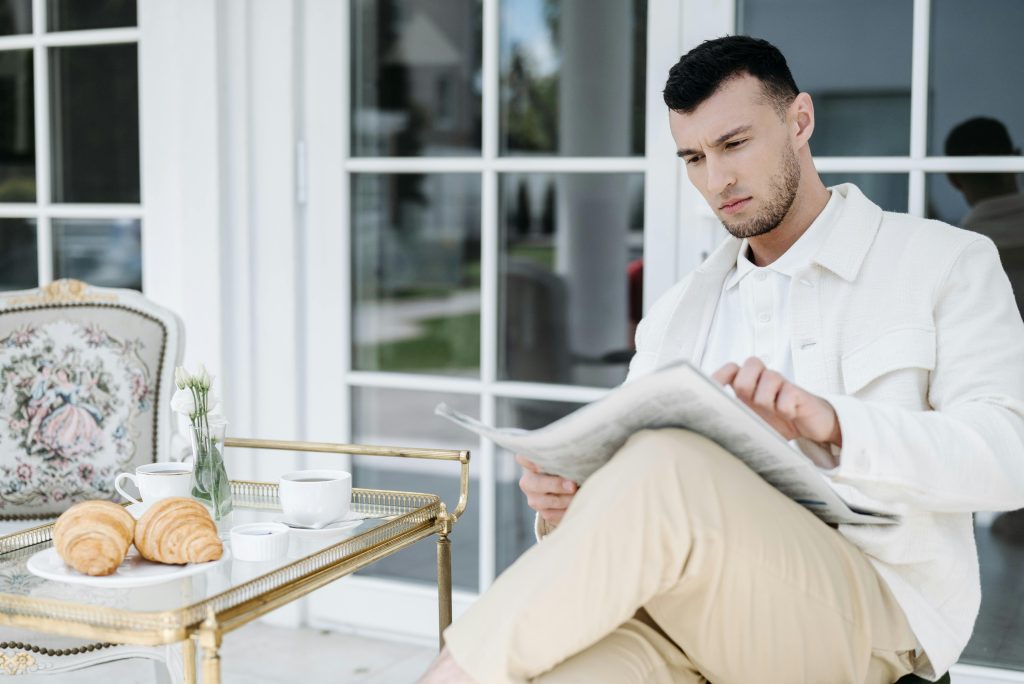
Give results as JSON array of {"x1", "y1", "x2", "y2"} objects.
[{"x1": 516, "y1": 454, "x2": 578, "y2": 526}]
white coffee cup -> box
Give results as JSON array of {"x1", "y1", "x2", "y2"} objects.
[
  {"x1": 115, "y1": 462, "x2": 194, "y2": 506},
  {"x1": 279, "y1": 470, "x2": 352, "y2": 527}
]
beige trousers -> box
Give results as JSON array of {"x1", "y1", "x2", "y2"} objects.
[{"x1": 444, "y1": 429, "x2": 919, "y2": 684}]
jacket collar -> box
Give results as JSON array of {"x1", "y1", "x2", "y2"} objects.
[
  {"x1": 695, "y1": 183, "x2": 883, "y2": 284},
  {"x1": 809, "y1": 183, "x2": 883, "y2": 282}
]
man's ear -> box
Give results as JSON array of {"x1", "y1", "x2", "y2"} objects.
[{"x1": 789, "y1": 92, "x2": 815, "y2": 149}]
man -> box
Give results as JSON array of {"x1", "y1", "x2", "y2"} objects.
[{"x1": 421, "y1": 36, "x2": 1024, "y2": 683}]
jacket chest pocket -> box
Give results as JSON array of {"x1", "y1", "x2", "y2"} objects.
[{"x1": 841, "y1": 326, "x2": 936, "y2": 395}]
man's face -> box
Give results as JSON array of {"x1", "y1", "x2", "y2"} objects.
[{"x1": 669, "y1": 75, "x2": 800, "y2": 239}]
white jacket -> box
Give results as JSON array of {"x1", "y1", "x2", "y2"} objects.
[{"x1": 627, "y1": 183, "x2": 1024, "y2": 677}]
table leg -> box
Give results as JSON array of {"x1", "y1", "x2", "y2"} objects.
[
  {"x1": 182, "y1": 635, "x2": 196, "y2": 684},
  {"x1": 199, "y1": 609, "x2": 223, "y2": 684},
  {"x1": 437, "y1": 531, "x2": 453, "y2": 651}
]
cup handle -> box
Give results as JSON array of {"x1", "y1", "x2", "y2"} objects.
[{"x1": 114, "y1": 473, "x2": 142, "y2": 505}]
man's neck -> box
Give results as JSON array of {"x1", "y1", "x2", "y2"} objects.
[{"x1": 747, "y1": 180, "x2": 831, "y2": 267}]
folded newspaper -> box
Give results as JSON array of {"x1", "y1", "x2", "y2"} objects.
[{"x1": 435, "y1": 360, "x2": 895, "y2": 526}]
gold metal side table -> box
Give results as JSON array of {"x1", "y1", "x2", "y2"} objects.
[{"x1": 0, "y1": 438, "x2": 470, "y2": 683}]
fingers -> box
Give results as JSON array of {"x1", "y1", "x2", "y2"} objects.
[
  {"x1": 711, "y1": 362, "x2": 740, "y2": 386},
  {"x1": 515, "y1": 454, "x2": 541, "y2": 473},
  {"x1": 775, "y1": 382, "x2": 802, "y2": 418},
  {"x1": 729, "y1": 356, "x2": 767, "y2": 403},
  {"x1": 751, "y1": 367, "x2": 785, "y2": 412},
  {"x1": 519, "y1": 466, "x2": 577, "y2": 519},
  {"x1": 519, "y1": 469, "x2": 577, "y2": 497},
  {"x1": 526, "y1": 491, "x2": 576, "y2": 511}
]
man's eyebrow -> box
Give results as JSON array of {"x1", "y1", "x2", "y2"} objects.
[{"x1": 676, "y1": 125, "x2": 753, "y2": 158}]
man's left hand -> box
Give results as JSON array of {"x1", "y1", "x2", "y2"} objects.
[{"x1": 712, "y1": 357, "x2": 842, "y2": 466}]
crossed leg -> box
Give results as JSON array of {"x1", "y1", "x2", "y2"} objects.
[{"x1": 430, "y1": 429, "x2": 918, "y2": 684}]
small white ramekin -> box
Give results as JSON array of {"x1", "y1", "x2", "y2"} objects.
[{"x1": 229, "y1": 522, "x2": 290, "y2": 561}]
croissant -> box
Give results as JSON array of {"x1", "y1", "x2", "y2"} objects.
[
  {"x1": 53, "y1": 500, "x2": 136, "y2": 576},
  {"x1": 134, "y1": 497, "x2": 223, "y2": 564}
]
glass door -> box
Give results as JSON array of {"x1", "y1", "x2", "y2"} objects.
[{"x1": 301, "y1": 0, "x2": 683, "y2": 637}]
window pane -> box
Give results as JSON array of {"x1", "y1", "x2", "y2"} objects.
[
  {"x1": 0, "y1": 0, "x2": 31, "y2": 35},
  {"x1": 500, "y1": 0, "x2": 646, "y2": 156},
  {"x1": 52, "y1": 219, "x2": 141, "y2": 290},
  {"x1": 495, "y1": 397, "x2": 583, "y2": 573},
  {"x1": 351, "y1": 0, "x2": 481, "y2": 156},
  {"x1": 739, "y1": 0, "x2": 912, "y2": 156},
  {"x1": 49, "y1": 44, "x2": 139, "y2": 203},
  {"x1": 47, "y1": 0, "x2": 136, "y2": 32},
  {"x1": 351, "y1": 387, "x2": 479, "y2": 591},
  {"x1": 499, "y1": 173, "x2": 643, "y2": 387},
  {"x1": 820, "y1": 174, "x2": 908, "y2": 213},
  {"x1": 0, "y1": 49, "x2": 35, "y2": 202},
  {"x1": 928, "y1": 0, "x2": 1024, "y2": 156},
  {"x1": 352, "y1": 173, "x2": 481, "y2": 376},
  {"x1": 964, "y1": 516, "x2": 1024, "y2": 669},
  {"x1": 0, "y1": 218, "x2": 36, "y2": 289}
]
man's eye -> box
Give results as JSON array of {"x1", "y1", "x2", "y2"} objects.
[
  {"x1": 726, "y1": 139, "x2": 747, "y2": 149},
  {"x1": 686, "y1": 156, "x2": 704, "y2": 165}
]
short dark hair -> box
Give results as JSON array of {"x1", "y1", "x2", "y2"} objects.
[
  {"x1": 945, "y1": 117, "x2": 1016, "y2": 156},
  {"x1": 663, "y1": 36, "x2": 799, "y2": 116}
]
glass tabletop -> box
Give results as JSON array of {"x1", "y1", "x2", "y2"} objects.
[{"x1": 0, "y1": 481, "x2": 442, "y2": 639}]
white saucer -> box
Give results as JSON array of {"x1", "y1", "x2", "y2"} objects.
[
  {"x1": 27, "y1": 547, "x2": 229, "y2": 588},
  {"x1": 125, "y1": 501, "x2": 153, "y2": 519},
  {"x1": 274, "y1": 511, "x2": 367, "y2": 535}
]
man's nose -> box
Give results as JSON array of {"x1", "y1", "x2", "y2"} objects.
[{"x1": 705, "y1": 156, "x2": 736, "y2": 196}]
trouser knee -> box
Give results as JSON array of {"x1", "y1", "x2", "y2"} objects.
[{"x1": 608, "y1": 429, "x2": 731, "y2": 487}]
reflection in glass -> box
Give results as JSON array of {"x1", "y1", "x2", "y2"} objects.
[
  {"x1": 499, "y1": 173, "x2": 643, "y2": 387},
  {"x1": 52, "y1": 219, "x2": 141, "y2": 290},
  {"x1": 351, "y1": 0, "x2": 481, "y2": 156},
  {"x1": 47, "y1": 0, "x2": 135, "y2": 32},
  {"x1": 0, "y1": 218, "x2": 36, "y2": 290},
  {"x1": 50, "y1": 44, "x2": 139, "y2": 203},
  {"x1": 352, "y1": 173, "x2": 481, "y2": 376},
  {"x1": 351, "y1": 387, "x2": 479, "y2": 590},
  {"x1": 0, "y1": 50, "x2": 35, "y2": 202},
  {"x1": 820, "y1": 174, "x2": 908, "y2": 213},
  {"x1": 500, "y1": 0, "x2": 646, "y2": 156},
  {"x1": 495, "y1": 397, "x2": 582, "y2": 573},
  {"x1": 739, "y1": 0, "x2": 912, "y2": 156},
  {"x1": 928, "y1": 0, "x2": 1024, "y2": 157},
  {"x1": 0, "y1": 0, "x2": 31, "y2": 35}
]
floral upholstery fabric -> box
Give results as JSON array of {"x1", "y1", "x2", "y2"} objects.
[{"x1": 0, "y1": 304, "x2": 168, "y2": 518}]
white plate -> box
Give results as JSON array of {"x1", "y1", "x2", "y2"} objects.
[
  {"x1": 274, "y1": 511, "x2": 368, "y2": 536},
  {"x1": 27, "y1": 546, "x2": 229, "y2": 589}
]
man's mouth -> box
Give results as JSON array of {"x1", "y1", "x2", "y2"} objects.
[{"x1": 719, "y1": 197, "x2": 752, "y2": 215}]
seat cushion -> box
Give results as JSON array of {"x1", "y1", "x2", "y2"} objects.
[{"x1": 0, "y1": 305, "x2": 168, "y2": 518}]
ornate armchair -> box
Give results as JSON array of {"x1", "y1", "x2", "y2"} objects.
[{"x1": 0, "y1": 279, "x2": 185, "y2": 681}]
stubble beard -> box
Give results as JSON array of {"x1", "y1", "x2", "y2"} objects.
[{"x1": 720, "y1": 144, "x2": 801, "y2": 240}]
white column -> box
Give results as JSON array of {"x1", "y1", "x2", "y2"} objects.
[{"x1": 556, "y1": 0, "x2": 633, "y2": 384}]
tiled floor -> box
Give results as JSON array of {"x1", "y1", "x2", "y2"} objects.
[{"x1": 16, "y1": 623, "x2": 435, "y2": 683}]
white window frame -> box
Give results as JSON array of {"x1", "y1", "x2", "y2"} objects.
[{"x1": 0, "y1": 2, "x2": 142, "y2": 289}]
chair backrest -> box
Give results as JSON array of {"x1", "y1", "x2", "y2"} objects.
[{"x1": 0, "y1": 279, "x2": 183, "y2": 521}]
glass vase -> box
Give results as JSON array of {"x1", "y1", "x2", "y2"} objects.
[{"x1": 189, "y1": 417, "x2": 233, "y2": 521}]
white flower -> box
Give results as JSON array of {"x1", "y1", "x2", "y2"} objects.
[
  {"x1": 170, "y1": 388, "x2": 196, "y2": 417},
  {"x1": 174, "y1": 366, "x2": 190, "y2": 390},
  {"x1": 196, "y1": 364, "x2": 213, "y2": 391},
  {"x1": 206, "y1": 392, "x2": 220, "y2": 414}
]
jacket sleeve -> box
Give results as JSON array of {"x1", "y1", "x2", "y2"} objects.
[{"x1": 825, "y1": 237, "x2": 1024, "y2": 512}]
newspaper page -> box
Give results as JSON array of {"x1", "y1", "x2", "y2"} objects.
[{"x1": 435, "y1": 360, "x2": 895, "y2": 526}]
